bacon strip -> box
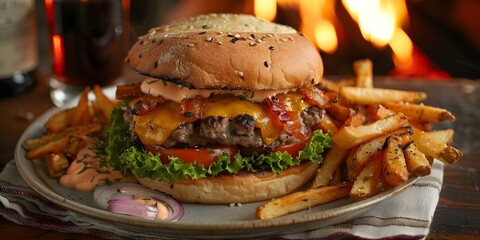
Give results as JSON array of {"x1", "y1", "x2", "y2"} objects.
[
  {"x1": 116, "y1": 83, "x2": 144, "y2": 100},
  {"x1": 180, "y1": 97, "x2": 208, "y2": 119},
  {"x1": 263, "y1": 94, "x2": 306, "y2": 139}
]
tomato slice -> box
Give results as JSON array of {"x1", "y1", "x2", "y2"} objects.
[
  {"x1": 144, "y1": 146, "x2": 238, "y2": 168},
  {"x1": 273, "y1": 133, "x2": 312, "y2": 158}
]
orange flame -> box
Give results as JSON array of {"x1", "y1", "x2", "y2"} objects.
[
  {"x1": 254, "y1": 0, "x2": 277, "y2": 21},
  {"x1": 342, "y1": 0, "x2": 415, "y2": 71},
  {"x1": 273, "y1": 0, "x2": 338, "y2": 53},
  {"x1": 389, "y1": 28, "x2": 414, "y2": 71},
  {"x1": 254, "y1": 0, "x2": 443, "y2": 77}
]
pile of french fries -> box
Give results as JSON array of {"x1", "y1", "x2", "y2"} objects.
[
  {"x1": 23, "y1": 86, "x2": 115, "y2": 178},
  {"x1": 256, "y1": 59, "x2": 463, "y2": 219}
]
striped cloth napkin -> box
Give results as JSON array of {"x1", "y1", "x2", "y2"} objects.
[{"x1": 0, "y1": 160, "x2": 443, "y2": 239}]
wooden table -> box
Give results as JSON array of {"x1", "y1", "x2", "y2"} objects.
[{"x1": 0, "y1": 73, "x2": 479, "y2": 239}]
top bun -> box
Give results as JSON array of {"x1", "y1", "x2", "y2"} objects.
[{"x1": 126, "y1": 14, "x2": 323, "y2": 90}]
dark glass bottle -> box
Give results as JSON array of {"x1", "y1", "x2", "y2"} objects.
[{"x1": 0, "y1": 0, "x2": 38, "y2": 97}]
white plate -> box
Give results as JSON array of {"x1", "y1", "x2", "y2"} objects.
[{"x1": 14, "y1": 87, "x2": 417, "y2": 239}]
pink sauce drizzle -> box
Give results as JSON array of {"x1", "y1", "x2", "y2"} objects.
[{"x1": 60, "y1": 143, "x2": 136, "y2": 191}]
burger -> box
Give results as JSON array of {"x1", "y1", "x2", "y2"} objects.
[{"x1": 105, "y1": 13, "x2": 334, "y2": 204}]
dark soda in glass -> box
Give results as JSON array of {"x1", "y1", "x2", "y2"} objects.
[{"x1": 45, "y1": 0, "x2": 126, "y2": 87}]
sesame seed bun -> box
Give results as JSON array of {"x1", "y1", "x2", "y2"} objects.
[
  {"x1": 136, "y1": 162, "x2": 319, "y2": 204},
  {"x1": 125, "y1": 13, "x2": 323, "y2": 90}
]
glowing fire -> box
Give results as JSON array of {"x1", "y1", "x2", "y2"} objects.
[
  {"x1": 253, "y1": 0, "x2": 448, "y2": 78},
  {"x1": 342, "y1": 0, "x2": 415, "y2": 72},
  {"x1": 254, "y1": 0, "x2": 277, "y2": 21},
  {"x1": 254, "y1": 0, "x2": 338, "y2": 53}
]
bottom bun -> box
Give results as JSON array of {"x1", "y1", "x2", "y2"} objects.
[{"x1": 136, "y1": 162, "x2": 319, "y2": 204}]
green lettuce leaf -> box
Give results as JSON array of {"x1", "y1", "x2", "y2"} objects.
[
  {"x1": 105, "y1": 102, "x2": 132, "y2": 173},
  {"x1": 106, "y1": 103, "x2": 334, "y2": 182}
]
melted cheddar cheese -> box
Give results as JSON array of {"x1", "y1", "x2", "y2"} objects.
[
  {"x1": 133, "y1": 93, "x2": 310, "y2": 146},
  {"x1": 133, "y1": 102, "x2": 195, "y2": 146}
]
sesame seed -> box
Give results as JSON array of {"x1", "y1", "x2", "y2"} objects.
[
  {"x1": 234, "y1": 34, "x2": 241, "y2": 38},
  {"x1": 256, "y1": 39, "x2": 263, "y2": 43},
  {"x1": 269, "y1": 46, "x2": 276, "y2": 50},
  {"x1": 247, "y1": 36, "x2": 254, "y2": 41},
  {"x1": 264, "y1": 61, "x2": 269, "y2": 68},
  {"x1": 249, "y1": 42, "x2": 256, "y2": 46},
  {"x1": 250, "y1": 34, "x2": 255, "y2": 39},
  {"x1": 187, "y1": 43, "x2": 194, "y2": 47},
  {"x1": 202, "y1": 24, "x2": 210, "y2": 29},
  {"x1": 267, "y1": 33, "x2": 273, "y2": 37},
  {"x1": 217, "y1": 31, "x2": 224, "y2": 35},
  {"x1": 288, "y1": 36, "x2": 294, "y2": 41},
  {"x1": 199, "y1": 31, "x2": 206, "y2": 35},
  {"x1": 280, "y1": 38, "x2": 287, "y2": 42},
  {"x1": 227, "y1": 33, "x2": 234, "y2": 37},
  {"x1": 217, "y1": 41, "x2": 223, "y2": 45},
  {"x1": 231, "y1": 37, "x2": 239, "y2": 43},
  {"x1": 237, "y1": 71, "x2": 244, "y2": 78},
  {"x1": 206, "y1": 37, "x2": 213, "y2": 42}
]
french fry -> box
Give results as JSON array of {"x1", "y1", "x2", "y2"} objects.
[
  {"x1": 333, "y1": 112, "x2": 408, "y2": 149},
  {"x1": 350, "y1": 151, "x2": 383, "y2": 201},
  {"x1": 91, "y1": 99, "x2": 108, "y2": 125},
  {"x1": 407, "y1": 120, "x2": 432, "y2": 132},
  {"x1": 427, "y1": 129, "x2": 454, "y2": 144},
  {"x1": 339, "y1": 87, "x2": 427, "y2": 105},
  {"x1": 256, "y1": 183, "x2": 351, "y2": 219},
  {"x1": 65, "y1": 135, "x2": 88, "y2": 159},
  {"x1": 46, "y1": 153, "x2": 69, "y2": 178},
  {"x1": 25, "y1": 124, "x2": 102, "y2": 160},
  {"x1": 344, "y1": 112, "x2": 366, "y2": 127},
  {"x1": 93, "y1": 85, "x2": 115, "y2": 120},
  {"x1": 346, "y1": 126, "x2": 411, "y2": 181},
  {"x1": 70, "y1": 87, "x2": 91, "y2": 126},
  {"x1": 44, "y1": 108, "x2": 74, "y2": 133},
  {"x1": 330, "y1": 168, "x2": 343, "y2": 185},
  {"x1": 317, "y1": 79, "x2": 340, "y2": 92},
  {"x1": 23, "y1": 127, "x2": 78, "y2": 151},
  {"x1": 313, "y1": 145, "x2": 350, "y2": 188},
  {"x1": 365, "y1": 104, "x2": 395, "y2": 121},
  {"x1": 404, "y1": 143, "x2": 431, "y2": 176},
  {"x1": 383, "y1": 102, "x2": 455, "y2": 123},
  {"x1": 353, "y1": 59, "x2": 373, "y2": 88},
  {"x1": 327, "y1": 103, "x2": 354, "y2": 122},
  {"x1": 347, "y1": 137, "x2": 384, "y2": 181},
  {"x1": 315, "y1": 114, "x2": 339, "y2": 133},
  {"x1": 382, "y1": 136, "x2": 409, "y2": 186},
  {"x1": 25, "y1": 135, "x2": 70, "y2": 160},
  {"x1": 397, "y1": 131, "x2": 414, "y2": 148},
  {"x1": 413, "y1": 129, "x2": 463, "y2": 164},
  {"x1": 319, "y1": 78, "x2": 354, "y2": 93}
]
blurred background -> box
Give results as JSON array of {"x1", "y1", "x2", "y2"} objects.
[{"x1": 35, "y1": 0, "x2": 480, "y2": 80}]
